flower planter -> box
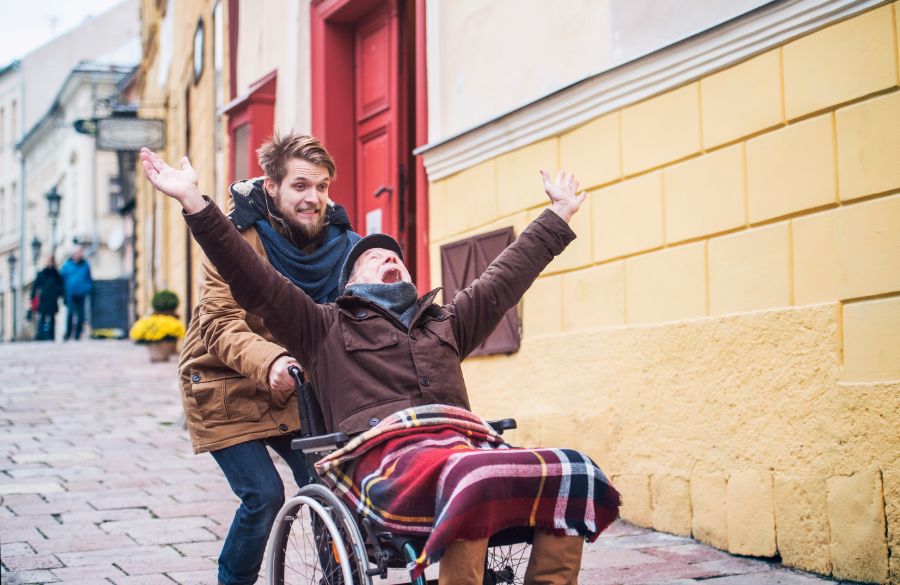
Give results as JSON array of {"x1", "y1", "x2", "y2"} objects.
[{"x1": 147, "y1": 340, "x2": 177, "y2": 362}]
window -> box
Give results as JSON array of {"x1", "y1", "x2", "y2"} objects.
[
  {"x1": 231, "y1": 123, "x2": 249, "y2": 181},
  {"x1": 224, "y1": 71, "x2": 276, "y2": 183},
  {"x1": 0, "y1": 107, "x2": 5, "y2": 149},
  {"x1": 440, "y1": 227, "x2": 521, "y2": 356},
  {"x1": 109, "y1": 176, "x2": 125, "y2": 214},
  {"x1": 10, "y1": 100, "x2": 15, "y2": 143},
  {"x1": 0, "y1": 187, "x2": 5, "y2": 235}
]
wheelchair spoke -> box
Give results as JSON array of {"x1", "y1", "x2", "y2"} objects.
[{"x1": 485, "y1": 543, "x2": 530, "y2": 584}]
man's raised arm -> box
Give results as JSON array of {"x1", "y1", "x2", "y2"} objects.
[
  {"x1": 140, "y1": 148, "x2": 331, "y2": 364},
  {"x1": 448, "y1": 171, "x2": 586, "y2": 358}
]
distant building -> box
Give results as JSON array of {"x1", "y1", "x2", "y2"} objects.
[
  {"x1": 0, "y1": 60, "x2": 22, "y2": 341},
  {"x1": 18, "y1": 62, "x2": 137, "y2": 279},
  {"x1": 0, "y1": 0, "x2": 140, "y2": 341}
]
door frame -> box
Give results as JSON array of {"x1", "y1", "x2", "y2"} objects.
[{"x1": 310, "y1": 0, "x2": 430, "y2": 289}]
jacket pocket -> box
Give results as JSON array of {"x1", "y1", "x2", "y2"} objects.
[
  {"x1": 422, "y1": 316, "x2": 459, "y2": 356},
  {"x1": 190, "y1": 372, "x2": 261, "y2": 428},
  {"x1": 340, "y1": 313, "x2": 400, "y2": 352}
]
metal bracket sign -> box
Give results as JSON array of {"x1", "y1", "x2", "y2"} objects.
[
  {"x1": 73, "y1": 119, "x2": 97, "y2": 135},
  {"x1": 96, "y1": 118, "x2": 166, "y2": 151}
]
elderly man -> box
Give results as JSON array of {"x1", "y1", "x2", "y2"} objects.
[
  {"x1": 158, "y1": 134, "x2": 360, "y2": 585},
  {"x1": 141, "y1": 149, "x2": 620, "y2": 585}
]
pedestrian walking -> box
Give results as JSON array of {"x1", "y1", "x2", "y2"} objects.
[
  {"x1": 142, "y1": 133, "x2": 360, "y2": 585},
  {"x1": 31, "y1": 256, "x2": 65, "y2": 341},
  {"x1": 60, "y1": 245, "x2": 93, "y2": 340}
]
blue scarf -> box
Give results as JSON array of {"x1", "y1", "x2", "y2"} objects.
[
  {"x1": 255, "y1": 220, "x2": 361, "y2": 303},
  {"x1": 345, "y1": 282, "x2": 419, "y2": 327}
]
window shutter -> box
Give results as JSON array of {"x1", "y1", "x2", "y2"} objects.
[{"x1": 440, "y1": 227, "x2": 521, "y2": 357}]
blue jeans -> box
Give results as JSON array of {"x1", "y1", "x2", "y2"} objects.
[
  {"x1": 211, "y1": 435, "x2": 312, "y2": 585},
  {"x1": 64, "y1": 295, "x2": 86, "y2": 340}
]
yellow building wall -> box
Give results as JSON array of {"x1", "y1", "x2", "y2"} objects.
[
  {"x1": 428, "y1": 4, "x2": 900, "y2": 583},
  {"x1": 135, "y1": 0, "x2": 228, "y2": 321}
]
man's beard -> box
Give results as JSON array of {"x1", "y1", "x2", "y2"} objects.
[
  {"x1": 270, "y1": 191, "x2": 327, "y2": 240},
  {"x1": 289, "y1": 211, "x2": 326, "y2": 239}
]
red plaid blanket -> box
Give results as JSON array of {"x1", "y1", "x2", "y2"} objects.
[{"x1": 315, "y1": 405, "x2": 620, "y2": 577}]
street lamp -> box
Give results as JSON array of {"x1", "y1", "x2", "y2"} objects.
[
  {"x1": 46, "y1": 186, "x2": 62, "y2": 255},
  {"x1": 7, "y1": 253, "x2": 17, "y2": 341},
  {"x1": 31, "y1": 237, "x2": 42, "y2": 267}
]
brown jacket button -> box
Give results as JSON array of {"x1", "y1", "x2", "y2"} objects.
[
  {"x1": 191, "y1": 374, "x2": 201, "y2": 383},
  {"x1": 419, "y1": 376, "x2": 430, "y2": 387},
  {"x1": 279, "y1": 424, "x2": 288, "y2": 432},
  {"x1": 368, "y1": 417, "x2": 380, "y2": 427},
  {"x1": 355, "y1": 310, "x2": 367, "y2": 318}
]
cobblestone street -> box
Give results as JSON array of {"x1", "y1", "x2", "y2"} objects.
[{"x1": 1, "y1": 341, "x2": 844, "y2": 584}]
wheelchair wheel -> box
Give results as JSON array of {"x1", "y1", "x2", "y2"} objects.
[
  {"x1": 483, "y1": 542, "x2": 530, "y2": 584},
  {"x1": 266, "y1": 484, "x2": 372, "y2": 585}
]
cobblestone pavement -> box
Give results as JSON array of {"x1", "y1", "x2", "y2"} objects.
[{"x1": 1, "y1": 341, "x2": 846, "y2": 585}]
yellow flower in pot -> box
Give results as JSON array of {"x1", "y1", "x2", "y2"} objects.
[{"x1": 129, "y1": 290, "x2": 186, "y2": 362}]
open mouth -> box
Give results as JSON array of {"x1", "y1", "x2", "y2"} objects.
[
  {"x1": 381, "y1": 268, "x2": 401, "y2": 284},
  {"x1": 296, "y1": 207, "x2": 320, "y2": 220}
]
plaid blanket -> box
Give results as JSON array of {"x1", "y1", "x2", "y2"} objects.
[{"x1": 315, "y1": 404, "x2": 620, "y2": 577}]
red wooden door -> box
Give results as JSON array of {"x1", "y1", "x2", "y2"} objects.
[{"x1": 354, "y1": 2, "x2": 401, "y2": 239}]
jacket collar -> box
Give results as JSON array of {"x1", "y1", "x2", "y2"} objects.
[{"x1": 336, "y1": 287, "x2": 445, "y2": 331}]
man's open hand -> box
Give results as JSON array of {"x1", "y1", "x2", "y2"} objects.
[
  {"x1": 140, "y1": 148, "x2": 207, "y2": 213},
  {"x1": 540, "y1": 170, "x2": 587, "y2": 224}
]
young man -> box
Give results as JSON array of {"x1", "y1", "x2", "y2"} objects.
[
  {"x1": 142, "y1": 148, "x2": 619, "y2": 585},
  {"x1": 174, "y1": 134, "x2": 360, "y2": 585},
  {"x1": 60, "y1": 246, "x2": 93, "y2": 340}
]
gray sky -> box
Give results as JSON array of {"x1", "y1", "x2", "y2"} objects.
[{"x1": 0, "y1": 0, "x2": 126, "y2": 68}]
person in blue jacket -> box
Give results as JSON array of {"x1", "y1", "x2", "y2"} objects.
[{"x1": 60, "y1": 245, "x2": 93, "y2": 340}]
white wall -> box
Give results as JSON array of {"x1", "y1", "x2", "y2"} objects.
[
  {"x1": 236, "y1": 0, "x2": 312, "y2": 135},
  {"x1": 426, "y1": 0, "x2": 771, "y2": 142},
  {"x1": 20, "y1": 0, "x2": 140, "y2": 134}
]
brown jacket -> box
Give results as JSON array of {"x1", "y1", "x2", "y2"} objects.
[
  {"x1": 185, "y1": 202, "x2": 575, "y2": 436},
  {"x1": 178, "y1": 225, "x2": 300, "y2": 453}
]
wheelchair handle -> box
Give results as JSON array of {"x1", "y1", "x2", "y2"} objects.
[
  {"x1": 288, "y1": 365, "x2": 314, "y2": 438},
  {"x1": 288, "y1": 365, "x2": 303, "y2": 383}
]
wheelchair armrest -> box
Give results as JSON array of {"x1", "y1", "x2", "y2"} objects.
[
  {"x1": 487, "y1": 418, "x2": 517, "y2": 435},
  {"x1": 291, "y1": 432, "x2": 349, "y2": 453}
]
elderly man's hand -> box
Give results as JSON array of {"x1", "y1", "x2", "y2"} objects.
[
  {"x1": 268, "y1": 355, "x2": 302, "y2": 405},
  {"x1": 140, "y1": 148, "x2": 208, "y2": 214},
  {"x1": 540, "y1": 170, "x2": 587, "y2": 224}
]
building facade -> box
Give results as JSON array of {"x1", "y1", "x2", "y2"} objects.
[
  {"x1": 419, "y1": 1, "x2": 900, "y2": 583},
  {"x1": 18, "y1": 63, "x2": 138, "y2": 301},
  {"x1": 135, "y1": 0, "x2": 231, "y2": 319},
  {"x1": 0, "y1": 62, "x2": 22, "y2": 342}
]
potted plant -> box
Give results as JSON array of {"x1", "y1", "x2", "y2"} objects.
[{"x1": 129, "y1": 290, "x2": 186, "y2": 362}]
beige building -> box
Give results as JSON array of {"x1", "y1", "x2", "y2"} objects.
[
  {"x1": 135, "y1": 0, "x2": 224, "y2": 319},
  {"x1": 420, "y1": 1, "x2": 900, "y2": 583},
  {"x1": 135, "y1": 0, "x2": 316, "y2": 318}
]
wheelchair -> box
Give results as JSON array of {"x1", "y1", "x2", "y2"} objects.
[{"x1": 264, "y1": 367, "x2": 534, "y2": 585}]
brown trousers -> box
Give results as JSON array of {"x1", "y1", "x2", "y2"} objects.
[{"x1": 438, "y1": 530, "x2": 584, "y2": 585}]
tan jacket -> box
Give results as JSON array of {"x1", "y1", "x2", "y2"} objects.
[{"x1": 177, "y1": 225, "x2": 300, "y2": 453}]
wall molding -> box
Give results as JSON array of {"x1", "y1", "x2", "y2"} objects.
[{"x1": 415, "y1": 0, "x2": 888, "y2": 181}]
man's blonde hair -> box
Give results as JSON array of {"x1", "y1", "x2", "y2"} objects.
[{"x1": 257, "y1": 132, "x2": 336, "y2": 185}]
